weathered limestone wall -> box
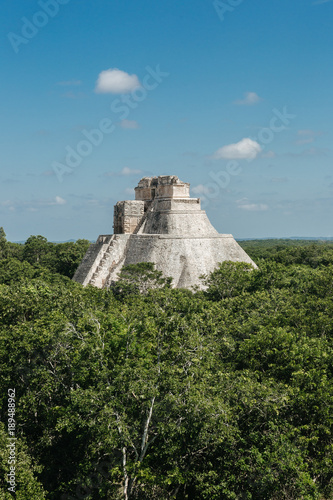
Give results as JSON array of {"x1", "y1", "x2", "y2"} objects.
[
  {"x1": 136, "y1": 196, "x2": 218, "y2": 236},
  {"x1": 140, "y1": 209, "x2": 218, "y2": 236},
  {"x1": 103, "y1": 234, "x2": 256, "y2": 289}
]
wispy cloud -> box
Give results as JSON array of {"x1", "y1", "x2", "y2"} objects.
[
  {"x1": 121, "y1": 167, "x2": 142, "y2": 175},
  {"x1": 41, "y1": 170, "x2": 55, "y2": 177},
  {"x1": 295, "y1": 129, "x2": 322, "y2": 145},
  {"x1": 213, "y1": 138, "x2": 262, "y2": 160},
  {"x1": 192, "y1": 184, "x2": 213, "y2": 195},
  {"x1": 95, "y1": 68, "x2": 141, "y2": 94},
  {"x1": 234, "y1": 92, "x2": 262, "y2": 106},
  {"x1": 237, "y1": 198, "x2": 269, "y2": 211},
  {"x1": 102, "y1": 167, "x2": 143, "y2": 177},
  {"x1": 69, "y1": 194, "x2": 111, "y2": 212},
  {"x1": 274, "y1": 196, "x2": 333, "y2": 214},
  {"x1": 261, "y1": 150, "x2": 276, "y2": 158},
  {"x1": 120, "y1": 119, "x2": 139, "y2": 129},
  {"x1": 287, "y1": 147, "x2": 328, "y2": 158},
  {"x1": 0, "y1": 196, "x2": 66, "y2": 212},
  {"x1": 61, "y1": 91, "x2": 86, "y2": 99}
]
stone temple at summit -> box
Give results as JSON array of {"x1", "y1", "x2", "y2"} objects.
[{"x1": 73, "y1": 175, "x2": 257, "y2": 289}]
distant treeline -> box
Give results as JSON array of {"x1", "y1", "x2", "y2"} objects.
[
  {"x1": 240, "y1": 238, "x2": 333, "y2": 267},
  {"x1": 0, "y1": 228, "x2": 90, "y2": 282}
]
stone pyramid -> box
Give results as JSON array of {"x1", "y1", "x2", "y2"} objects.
[{"x1": 73, "y1": 175, "x2": 257, "y2": 289}]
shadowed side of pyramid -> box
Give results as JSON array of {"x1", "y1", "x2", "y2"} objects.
[{"x1": 73, "y1": 175, "x2": 257, "y2": 290}]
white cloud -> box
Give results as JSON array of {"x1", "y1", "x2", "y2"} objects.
[
  {"x1": 95, "y1": 68, "x2": 141, "y2": 94},
  {"x1": 120, "y1": 119, "x2": 139, "y2": 129},
  {"x1": 237, "y1": 199, "x2": 269, "y2": 212},
  {"x1": 234, "y1": 92, "x2": 262, "y2": 106},
  {"x1": 213, "y1": 138, "x2": 262, "y2": 160},
  {"x1": 192, "y1": 184, "x2": 212, "y2": 195},
  {"x1": 121, "y1": 167, "x2": 142, "y2": 175},
  {"x1": 55, "y1": 196, "x2": 66, "y2": 205}
]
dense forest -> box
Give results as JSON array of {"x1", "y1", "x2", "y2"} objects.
[{"x1": 0, "y1": 229, "x2": 333, "y2": 499}]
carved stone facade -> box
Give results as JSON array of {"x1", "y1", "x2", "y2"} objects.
[
  {"x1": 113, "y1": 200, "x2": 145, "y2": 234},
  {"x1": 135, "y1": 175, "x2": 190, "y2": 202},
  {"x1": 73, "y1": 175, "x2": 257, "y2": 289}
]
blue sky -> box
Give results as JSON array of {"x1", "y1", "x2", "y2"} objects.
[{"x1": 1, "y1": 0, "x2": 333, "y2": 241}]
